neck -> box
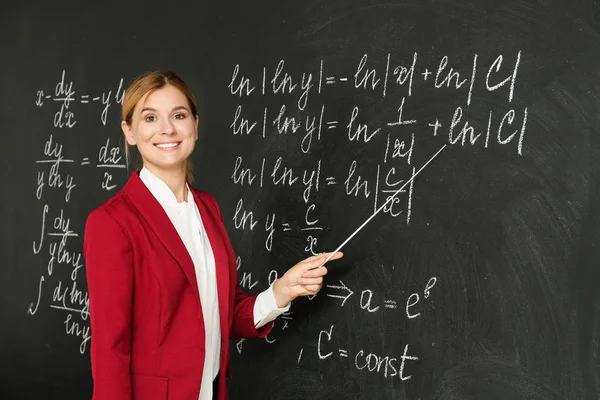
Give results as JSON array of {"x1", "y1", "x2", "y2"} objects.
[{"x1": 144, "y1": 164, "x2": 188, "y2": 202}]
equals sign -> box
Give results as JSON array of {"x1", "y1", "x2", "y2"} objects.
[
  {"x1": 282, "y1": 223, "x2": 291, "y2": 232},
  {"x1": 281, "y1": 312, "x2": 293, "y2": 321},
  {"x1": 80, "y1": 95, "x2": 90, "y2": 104},
  {"x1": 339, "y1": 349, "x2": 348, "y2": 358},
  {"x1": 327, "y1": 121, "x2": 338, "y2": 129},
  {"x1": 326, "y1": 76, "x2": 336, "y2": 84},
  {"x1": 81, "y1": 157, "x2": 90, "y2": 165},
  {"x1": 383, "y1": 300, "x2": 398, "y2": 309},
  {"x1": 326, "y1": 177, "x2": 336, "y2": 186}
]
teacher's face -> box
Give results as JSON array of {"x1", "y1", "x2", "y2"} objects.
[{"x1": 122, "y1": 85, "x2": 198, "y2": 175}]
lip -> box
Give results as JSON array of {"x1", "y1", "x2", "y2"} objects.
[{"x1": 153, "y1": 142, "x2": 182, "y2": 151}]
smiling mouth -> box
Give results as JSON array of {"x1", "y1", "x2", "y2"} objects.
[{"x1": 154, "y1": 142, "x2": 181, "y2": 149}]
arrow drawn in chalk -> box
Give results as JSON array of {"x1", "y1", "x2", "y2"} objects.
[{"x1": 326, "y1": 280, "x2": 354, "y2": 306}]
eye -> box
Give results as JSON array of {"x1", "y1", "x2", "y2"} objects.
[
  {"x1": 144, "y1": 115, "x2": 156, "y2": 122},
  {"x1": 173, "y1": 113, "x2": 186, "y2": 120}
]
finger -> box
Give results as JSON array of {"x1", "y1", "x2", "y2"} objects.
[
  {"x1": 302, "y1": 251, "x2": 343, "y2": 264},
  {"x1": 306, "y1": 251, "x2": 344, "y2": 269},
  {"x1": 297, "y1": 277, "x2": 323, "y2": 286},
  {"x1": 306, "y1": 284, "x2": 322, "y2": 294},
  {"x1": 300, "y1": 255, "x2": 328, "y2": 270},
  {"x1": 300, "y1": 253, "x2": 328, "y2": 264},
  {"x1": 297, "y1": 286, "x2": 321, "y2": 297},
  {"x1": 324, "y1": 251, "x2": 344, "y2": 261},
  {"x1": 302, "y1": 266, "x2": 328, "y2": 278}
]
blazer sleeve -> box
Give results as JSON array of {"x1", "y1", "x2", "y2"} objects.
[
  {"x1": 84, "y1": 208, "x2": 133, "y2": 400},
  {"x1": 206, "y1": 194, "x2": 273, "y2": 339}
]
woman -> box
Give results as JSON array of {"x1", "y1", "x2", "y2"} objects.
[{"x1": 83, "y1": 71, "x2": 342, "y2": 400}]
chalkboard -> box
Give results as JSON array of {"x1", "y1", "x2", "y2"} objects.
[{"x1": 2, "y1": 1, "x2": 600, "y2": 399}]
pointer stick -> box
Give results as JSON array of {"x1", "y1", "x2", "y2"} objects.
[{"x1": 321, "y1": 144, "x2": 447, "y2": 266}]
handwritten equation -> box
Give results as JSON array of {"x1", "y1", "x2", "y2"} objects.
[
  {"x1": 28, "y1": 70, "x2": 127, "y2": 354},
  {"x1": 229, "y1": 50, "x2": 527, "y2": 384},
  {"x1": 228, "y1": 52, "x2": 526, "y2": 154},
  {"x1": 227, "y1": 50, "x2": 526, "y2": 259}
]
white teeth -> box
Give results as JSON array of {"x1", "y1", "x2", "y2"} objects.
[{"x1": 155, "y1": 143, "x2": 179, "y2": 149}]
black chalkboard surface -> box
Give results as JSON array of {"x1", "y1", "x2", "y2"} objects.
[{"x1": 2, "y1": 1, "x2": 600, "y2": 399}]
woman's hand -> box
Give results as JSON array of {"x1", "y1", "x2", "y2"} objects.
[{"x1": 272, "y1": 252, "x2": 344, "y2": 308}]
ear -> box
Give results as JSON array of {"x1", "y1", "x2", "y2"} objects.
[
  {"x1": 121, "y1": 120, "x2": 137, "y2": 146},
  {"x1": 194, "y1": 115, "x2": 199, "y2": 141}
]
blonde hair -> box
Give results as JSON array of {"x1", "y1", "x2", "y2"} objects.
[{"x1": 122, "y1": 71, "x2": 198, "y2": 183}]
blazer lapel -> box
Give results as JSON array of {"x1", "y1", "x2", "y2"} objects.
[
  {"x1": 123, "y1": 172, "x2": 200, "y2": 304},
  {"x1": 192, "y1": 190, "x2": 230, "y2": 337}
]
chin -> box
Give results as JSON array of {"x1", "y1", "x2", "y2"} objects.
[{"x1": 144, "y1": 159, "x2": 188, "y2": 172}]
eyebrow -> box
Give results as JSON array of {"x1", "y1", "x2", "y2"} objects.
[{"x1": 140, "y1": 105, "x2": 190, "y2": 113}]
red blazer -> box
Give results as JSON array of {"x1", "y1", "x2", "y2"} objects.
[{"x1": 83, "y1": 171, "x2": 272, "y2": 400}]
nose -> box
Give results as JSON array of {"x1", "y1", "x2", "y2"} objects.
[{"x1": 159, "y1": 117, "x2": 176, "y2": 135}]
